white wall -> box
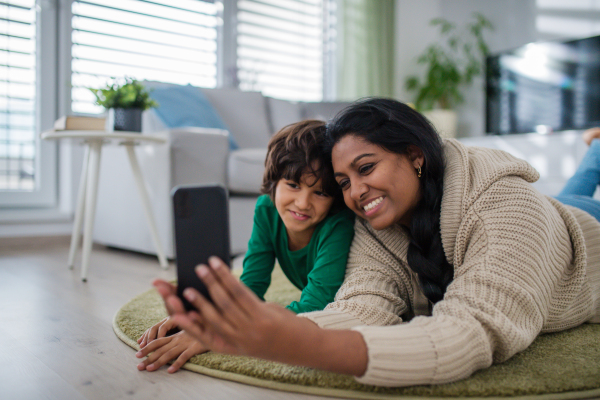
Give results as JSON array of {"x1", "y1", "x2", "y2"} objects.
[{"x1": 394, "y1": 0, "x2": 542, "y2": 137}]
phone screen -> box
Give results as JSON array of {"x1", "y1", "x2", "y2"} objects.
[{"x1": 172, "y1": 184, "x2": 231, "y2": 310}]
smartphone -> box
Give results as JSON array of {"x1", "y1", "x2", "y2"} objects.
[{"x1": 171, "y1": 184, "x2": 231, "y2": 311}]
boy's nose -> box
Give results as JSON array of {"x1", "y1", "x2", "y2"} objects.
[{"x1": 296, "y1": 193, "x2": 310, "y2": 210}]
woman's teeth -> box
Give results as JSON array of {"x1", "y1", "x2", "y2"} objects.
[{"x1": 364, "y1": 197, "x2": 383, "y2": 212}]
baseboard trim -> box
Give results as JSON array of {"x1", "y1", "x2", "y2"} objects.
[{"x1": 0, "y1": 234, "x2": 71, "y2": 248}]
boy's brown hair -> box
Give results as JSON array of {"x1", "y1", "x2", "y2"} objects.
[{"x1": 261, "y1": 120, "x2": 344, "y2": 212}]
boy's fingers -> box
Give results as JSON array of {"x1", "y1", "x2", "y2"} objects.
[
  {"x1": 145, "y1": 346, "x2": 182, "y2": 371},
  {"x1": 136, "y1": 336, "x2": 170, "y2": 358},
  {"x1": 168, "y1": 350, "x2": 194, "y2": 373},
  {"x1": 157, "y1": 319, "x2": 173, "y2": 338}
]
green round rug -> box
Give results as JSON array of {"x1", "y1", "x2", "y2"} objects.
[{"x1": 114, "y1": 266, "x2": 600, "y2": 400}]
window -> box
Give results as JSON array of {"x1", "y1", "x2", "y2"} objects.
[
  {"x1": 0, "y1": 1, "x2": 36, "y2": 190},
  {"x1": 236, "y1": 0, "x2": 336, "y2": 101},
  {"x1": 0, "y1": 0, "x2": 56, "y2": 207},
  {"x1": 71, "y1": 0, "x2": 221, "y2": 114}
]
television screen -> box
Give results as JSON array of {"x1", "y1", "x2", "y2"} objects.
[{"x1": 486, "y1": 35, "x2": 600, "y2": 135}]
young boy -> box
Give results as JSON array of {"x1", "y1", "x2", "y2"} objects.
[{"x1": 136, "y1": 120, "x2": 355, "y2": 373}]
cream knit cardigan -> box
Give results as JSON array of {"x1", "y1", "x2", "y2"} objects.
[{"x1": 301, "y1": 139, "x2": 600, "y2": 387}]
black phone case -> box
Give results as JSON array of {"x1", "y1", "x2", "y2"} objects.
[{"x1": 172, "y1": 184, "x2": 231, "y2": 311}]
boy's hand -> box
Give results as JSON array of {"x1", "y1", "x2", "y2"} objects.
[
  {"x1": 137, "y1": 317, "x2": 179, "y2": 348},
  {"x1": 136, "y1": 331, "x2": 207, "y2": 373}
]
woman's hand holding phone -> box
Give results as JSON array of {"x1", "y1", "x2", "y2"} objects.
[
  {"x1": 152, "y1": 256, "x2": 368, "y2": 377},
  {"x1": 155, "y1": 257, "x2": 319, "y2": 361}
]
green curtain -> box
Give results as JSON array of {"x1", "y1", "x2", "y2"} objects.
[{"x1": 337, "y1": 0, "x2": 395, "y2": 100}]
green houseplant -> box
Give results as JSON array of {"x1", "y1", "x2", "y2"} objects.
[
  {"x1": 404, "y1": 13, "x2": 493, "y2": 137},
  {"x1": 90, "y1": 78, "x2": 158, "y2": 132}
]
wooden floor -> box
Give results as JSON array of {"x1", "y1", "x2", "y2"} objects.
[{"x1": 0, "y1": 238, "x2": 341, "y2": 400}]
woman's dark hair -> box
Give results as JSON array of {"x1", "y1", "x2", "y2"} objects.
[
  {"x1": 262, "y1": 119, "x2": 345, "y2": 213},
  {"x1": 325, "y1": 98, "x2": 453, "y2": 303}
]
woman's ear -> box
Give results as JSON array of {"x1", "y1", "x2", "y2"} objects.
[{"x1": 406, "y1": 145, "x2": 425, "y2": 169}]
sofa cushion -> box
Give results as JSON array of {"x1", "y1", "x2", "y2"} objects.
[
  {"x1": 228, "y1": 148, "x2": 268, "y2": 195},
  {"x1": 146, "y1": 82, "x2": 238, "y2": 149},
  {"x1": 202, "y1": 88, "x2": 272, "y2": 149},
  {"x1": 266, "y1": 97, "x2": 304, "y2": 134}
]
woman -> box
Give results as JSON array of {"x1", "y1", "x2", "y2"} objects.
[{"x1": 151, "y1": 98, "x2": 600, "y2": 387}]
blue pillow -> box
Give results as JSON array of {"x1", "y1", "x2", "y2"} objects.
[{"x1": 149, "y1": 84, "x2": 238, "y2": 150}]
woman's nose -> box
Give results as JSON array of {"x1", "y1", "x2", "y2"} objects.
[{"x1": 350, "y1": 180, "x2": 367, "y2": 201}]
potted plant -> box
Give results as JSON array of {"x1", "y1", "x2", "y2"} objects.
[
  {"x1": 404, "y1": 13, "x2": 493, "y2": 138},
  {"x1": 90, "y1": 78, "x2": 158, "y2": 132}
]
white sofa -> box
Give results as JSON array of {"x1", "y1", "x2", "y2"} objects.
[{"x1": 92, "y1": 86, "x2": 351, "y2": 258}]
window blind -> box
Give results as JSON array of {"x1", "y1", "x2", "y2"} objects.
[
  {"x1": 71, "y1": 0, "x2": 220, "y2": 114},
  {"x1": 237, "y1": 0, "x2": 335, "y2": 102},
  {"x1": 0, "y1": 0, "x2": 36, "y2": 190}
]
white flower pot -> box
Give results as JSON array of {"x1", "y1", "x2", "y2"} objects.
[{"x1": 422, "y1": 109, "x2": 458, "y2": 139}]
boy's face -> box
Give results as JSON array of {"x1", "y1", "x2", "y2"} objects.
[{"x1": 274, "y1": 170, "x2": 334, "y2": 247}]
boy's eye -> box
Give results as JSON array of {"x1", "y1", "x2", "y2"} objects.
[
  {"x1": 358, "y1": 164, "x2": 374, "y2": 174},
  {"x1": 286, "y1": 182, "x2": 299, "y2": 189},
  {"x1": 314, "y1": 190, "x2": 329, "y2": 197}
]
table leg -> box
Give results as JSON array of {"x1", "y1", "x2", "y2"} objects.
[
  {"x1": 80, "y1": 141, "x2": 103, "y2": 282},
  {"x1": 124, "y1": 144, "x2": 169, "y2": 269},
  {"x1": 67, "y1": 145, "x2": 90, "y2": 270}
]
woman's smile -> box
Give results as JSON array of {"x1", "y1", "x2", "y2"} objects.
[{"x1": 361, "y1": 196, "x2": 385, "y2": 216}]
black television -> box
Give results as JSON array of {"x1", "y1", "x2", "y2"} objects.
[{"x1": 486, "y1": 35, "x2": 600, "y2": 135}]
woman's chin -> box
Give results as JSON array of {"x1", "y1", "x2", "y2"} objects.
[{"x1": 365, "y1": 214, "x2": 395, "y2": 231}]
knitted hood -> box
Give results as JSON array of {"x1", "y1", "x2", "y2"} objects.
[{"x1": 439, "y1": 139, "x2": 541, "y2": 264}]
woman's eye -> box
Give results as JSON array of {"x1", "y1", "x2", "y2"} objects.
[
  {"x1": 337, "y1": 179, "x2": 350, "y2": 190},
  {"x1": 358, "y1": 164, "x2": 373, "y2": 174}
]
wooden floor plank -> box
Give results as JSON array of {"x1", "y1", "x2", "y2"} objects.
[{"x1": 0, "y1": 241, "x2": 338, "y2": 400}]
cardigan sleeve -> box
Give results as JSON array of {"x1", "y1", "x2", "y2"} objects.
[
  {"x1": 303, "y1": 219, "x2": 412, "y2": 327},
  {"x1": 352, "y1": 179, "x2": 574, "y2": 387}
]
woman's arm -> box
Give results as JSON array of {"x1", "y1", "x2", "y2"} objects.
[{"x1": 154, "y1": 257, "x2": 368, "y2": 377}]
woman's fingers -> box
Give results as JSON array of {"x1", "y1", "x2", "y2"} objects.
[
  {"x1": 181, "y1": 287, "x2": 236, "y2": 338},
  {"x1": 209, "y1": 257, "x2": 263, "y2": 314},
  {"x1": 194, "y1": 264, "x2": 248, "y2": 326}
]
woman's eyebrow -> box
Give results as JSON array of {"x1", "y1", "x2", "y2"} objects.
[
  {"x1": 334, "y1": 153, "x2": 375, "y2": 178},
  {"x1": 351, "y1": 153, "x2": 375, "y2": 166}
]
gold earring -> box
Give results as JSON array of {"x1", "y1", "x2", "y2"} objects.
[{"x1": 417, "y1": 166, "x2": 422, "y2": 178}]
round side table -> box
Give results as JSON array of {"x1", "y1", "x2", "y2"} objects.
[{"x1": 41, "y1": 130, "x2": 169, "y2": 281}]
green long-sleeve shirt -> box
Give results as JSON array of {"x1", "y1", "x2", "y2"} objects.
[{"x1": 240, "y1": 195, "x2": 355, "y2": 314}]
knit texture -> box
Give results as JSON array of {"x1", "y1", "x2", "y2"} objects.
[
  {"x1": 113, "y1": 264, "x2": 600, "y2": 399},
  {"x1": 301, "y1": 139, "x2": 600, "y2": 387}
]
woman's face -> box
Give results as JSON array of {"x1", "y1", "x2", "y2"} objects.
[{"x1": 331, "y1": 135, "x2": 424, "y2": 230}]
